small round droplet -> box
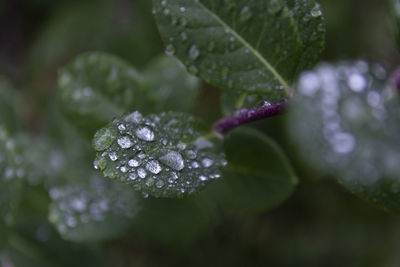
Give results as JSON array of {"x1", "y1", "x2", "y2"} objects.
[
  {"x1": 160, "y1": 151, "x2": 185, "y2": 171},
  {"x1": 109, "y1": 152, "x2": 118, "y2": 161},
  {"x1": 156, "y1": 180, "x2": 165, "y2": 188},
  {"x1": 117, "y1": 136, "x2": 133, "y2": 149},
  {"x1": 146, "y1": 160, "x2": 162, "y2": 174},
  {"x1": 128, "y1": 158, "x2": 140, "y2": 167},
  {"x1": 136, "y1": 127, "x2": 155, "y2": 141},
  {"x1": 201, "y1": 158, "x2": 213, "y2": 168},
  {"x1": 188, "y1": 45, "x2": 200, "y2": 60},
  {"x1": 137, "y1": 168, "x2": 147, "y2": 179}
]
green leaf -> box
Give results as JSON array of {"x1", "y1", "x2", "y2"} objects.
[
  {"x1": 129, "y1": 196, "x2": 218, "y2": 245},
  {"x1": 57, "y1": 52, "x2": 145, "y2": 138},
  {"x1": 153, "y1": 0, "x2": 325, "y2": 101},
  {"x1": 48, "y1": 175, "x2": 140, "y2": 242},
  {"x1": 93, "y1": 111, "x2": 226, "y2": 198},
  {"x1": 287, "y1": 61, "x2": 400, "y2": 215},
  {"x1": 219, "y1": 0, "x2": 326, "y2": 115},
  {"x1": 207, "y1": 127, "x2": 297, "y2": 212},
  {"x1": 143, "y1": 55, "x2": 200, "y2": 112}
]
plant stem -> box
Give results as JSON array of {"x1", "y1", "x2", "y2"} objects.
[{"x1": 213, "y1": 101, "x2": 287, "y2": 135}]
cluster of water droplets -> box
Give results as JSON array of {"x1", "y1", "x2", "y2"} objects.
[
  {"x1": 291, "y1": 61, "x2": 400, "y2": 187},
  {"x1": 93, "y1": 111, "x2": 226, "y2": 198},
  {"x1": 0, "y1": 126, "x2": 26, "y2": 182},
  {"x1": 48, "y1": 175, "x2": 139, "y2": 235}
]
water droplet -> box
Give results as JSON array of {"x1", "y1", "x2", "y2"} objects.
[
  {"x1": 180, "y1": 6, "x2": 186, "y2": 12},
  {"x1": 188, "y1": 65, "x2": 198, "y2": 74},
  {"x1": 185, "y1": 150, "x2": 197, "y2": 159},
  {"x1": 129, "y1": 173, "x2": 137, "y2": 180},
  {"x1": 136, "y1": 127, "x2": 155, "y2": 141},
  {"x1": 331, "y1": 133, "x2": 356, "y2": 154},
  {"x1": 146, "y1": 160, "x2": 162, "y2": 174},
  {"x1": 239, "y1": 6, "x2": 252, "y2": 21},
  {"x1": 117, "y1": 136, "x2": 133, "y2": 149},
  {"x1": 191, "y1": 161, "x2": 200, "y2": 168},
  {"x1": 188, "y1": 44, "x2": 200, "y2": 60},
  {"x1": 180, "y1": 31, "x2": 188, "y2": 41},
  {"x1": 160, "y1": 151, "x2": 185, "y2": 171},
  {"x1": 125, "y1": 111, "x2": 142, "y2": 124},
  {"x1": 128, "y1": 158, "x2": 140, "y2": 167},
  {"x1": 118, "y1": 124, "x2": 126, "y2": 131},
  {"x1": 93, "y1": 159, "x2": 99, "y2": 170},
  {"x1": 199, "y1": 175, "x2": 208, "y2": 181},
  {"x1": 156, "y1": 180, "x2": 165, "y2": 188},
  {"x1": 299, "y1": 71, "x2": 321, "y2": 96},
  {"x1": 348, "y1": 73, "x2": 367, "y2": 92},
  {"x1": 109, "y1": 152, "x2": 118, "y2": 161},
  {"x1": 141, "y1": 192, "x2": 149, "y2": 198},
  {"x1": 165, "y1": 44, "x2": 175, "y2": 56},
  {"x1": 311, "y1": 4, "x2": 322, "y2": 17},
  {"x1": 137, "y1": 168, "x2": 147, "y2": 179},
  {"x1": 201, "y1": 158, "x2": 213, "y2": 168},
  {"x1": 120, "y1": 166, "x2": 127, "y2": 173},
  {"x1": 93, "y1": 127, "x2": 117, "y2": 151}
]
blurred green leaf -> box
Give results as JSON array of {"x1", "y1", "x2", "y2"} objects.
[
  {"x1": 57, "y1": 52, "x2": 145, "y2": 138},
  {"x1": 288, "y1": 61, "x2": 400, "y2": 215},
  {"x1": 28, "y1": 0, "x2": 113, "y2": 76},
  {"x1": 153, "y1": 0, "x2": 325, "y2": 103},
  {"x1": 143, "y1": 55, "x2": 200, "y2": 113},
  {"x1": 48, "y1": 175, "x2": 140, "y2": 242},
  {"x1": 208, "y1": 127, "x2": 297, "y2": 212},
  {"x1": 129, "y1": 195, "x2": 218, "y2": 245},
  {"x1": 93, "y1": 111, "x2": 226, "y2": 198}
]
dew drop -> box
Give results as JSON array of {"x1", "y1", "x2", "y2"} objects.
[
  {"x1": 348, "y1": 73, "x2": 367, "y2": 92},
  {"x1": 156, "y1": 180, "x2": 165, "y2": 188},
  {"x1": 179, "y1": 6, "x2": 186, "y2": 12},
  {"x1": 120, "y1": 166, "x2": 127, "y2": 173},
  {"x1": 160, "y1": 151, "x2": 185, "y2": 171},
  {"x1": 188, "y1": 45, "x2": 200, "y2": 60},
  {"x1": 165, "y1": 44, "x2": 175, "y2": 56},
  {"x1": 146, "y1": 160, "x2": 162, "y2": 174},
  {"x1": 128, "y1": 158, "x2": 140, "y2": 167},
  {"x1": 109, "y1": 152, "x2": 118, "y2": 161},
  {"x1": 117, "y1": 136, "x2": 133, "y2": 149},
  {"x1": 199, "y1": 175, "x2": 208, "y2": 181},
  {"x1": 129, "y1": 173, "x2": 137, "y2": 180},
  {"x1": 137, "y1": 168, "x2": 147, "y2": 179},
  {"x1": 118, "y1": 124, "x2": 126, "y2": 131},
  {"x1": 185, "y1": 150, "x2": 197, "y2": 159},
  {"x1": 201, "y1": 158, "x2": 213, "y2": 168},
  {"x1": 239, "y1": 6, "x2": 252, "y2": 21},
  {"x1": 93, "y1": 127, "x2": 117, "y2": 151},
  {"x1": 136, "y1": 127, "x2": 155, "y2": 141}
]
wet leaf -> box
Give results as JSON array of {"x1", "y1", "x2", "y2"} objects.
[
  {"x1": 57, "y1": 52, "x2": 145, "y2": 138},
  {"x1": 93, "y1": 111, "x2": 226, "y2": 198},
  {"x1": 153, "y1": 0, "x2": 325, "y2": 104},
  {"x1": 58, "y1": 52, "x2": 201, "y2": 138},
  {"x1": 143, "y1": 55, "x2": 200, "y2": 113},
  {"x1": 219, "y1": 0, "x2": 326, "y2": 115},
  {"x1": 288, "y1": 61, "x2": 400, "y2": 214},
  {"x1": 208, "y1": 127, "x2": 297, "y2": 212},
  {"x1": 48, "y1": 175, "x2": 140, "y2": 242}
]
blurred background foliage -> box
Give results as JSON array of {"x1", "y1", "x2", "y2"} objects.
[{"x1": 1, "y1": 0, "x2": 400, "y2": 266}]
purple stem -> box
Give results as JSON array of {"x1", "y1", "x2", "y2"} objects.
[{"x1": 213, "y1": 102, "x2": 288, "y2": 135}]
